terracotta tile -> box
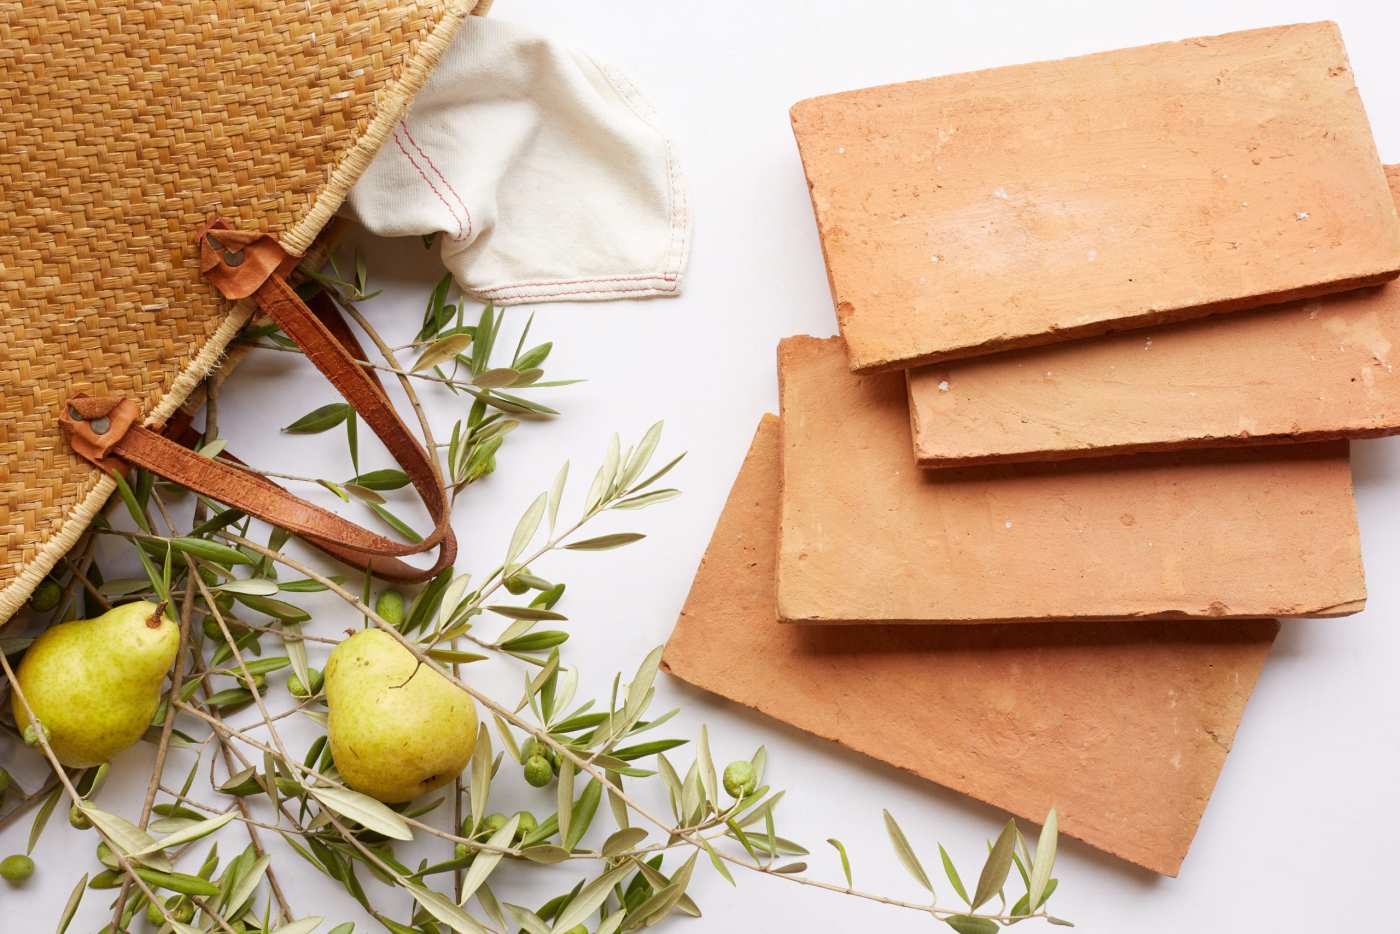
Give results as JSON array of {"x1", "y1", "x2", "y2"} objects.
[
  {"x1": 908, "y1": 166, "x2": 1400, "y2": 468},
  {"x1": 791, "y1": 22, "x2": 1400, "y2": 372},
  {"x1": 663, "y1": 414, "x2": 1278, "y2": 875},
  {"x1": 777, "y1": 336, "x2": 1365, "y2": 623}
]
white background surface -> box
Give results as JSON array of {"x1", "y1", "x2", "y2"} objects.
[{"x1": 6, "y1": 1, "x2": 1400, "y2": 931}]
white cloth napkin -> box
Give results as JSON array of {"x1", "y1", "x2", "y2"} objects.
[{"x1": 345, "y1": 16, "x2": 689, "y2": 305}]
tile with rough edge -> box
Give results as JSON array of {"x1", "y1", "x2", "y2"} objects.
[
  {"x1": 663, "y1": 414, "x2": 1279, "y2": 876},
  {"x1": 909, "y1": 166, "x2": 1400, "y2": 468},
  {"x1": 790, "y1": 22, "x2": 1400, "y2": 372},
  {"x1": 777, "y1": 336, "x2": 1365, "y2": 623}
]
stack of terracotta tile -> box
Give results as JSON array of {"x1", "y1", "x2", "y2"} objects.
[{"x1": 663, "y1": 22, "x2": 1400, "y2": 876}]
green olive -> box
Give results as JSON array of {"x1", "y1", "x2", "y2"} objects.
[
  {"x1": 375, "y1": 590, "x2": 406, "y2": 627},
  {"x1": 512, "y1": 810, "x2": 538, "y2": 842},
  {"x1": 288, "y1": 667, "x2": 324, "y2": 698},
  {"x1": 28, "y1": 578, "x2": 62, "y2": 612},
  {"x1": 722, "y1": 760, "x2": 757, "y2": 798},
  {"x1": 0, "y1": 854, "x2": 34, "y2": 883},
  {"x1": 523, "y1": 755, "x2": 553, "y2": 788}
]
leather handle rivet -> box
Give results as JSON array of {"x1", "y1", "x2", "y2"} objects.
[
  {"x1": 89, "y1": 416, "x2": 111, "y2": 435},
  {"x1": 204, "y1": 232, "x2": 245, "y2": 268}
]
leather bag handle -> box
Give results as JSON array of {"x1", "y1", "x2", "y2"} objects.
[{"x1": 60, "y1": 221, "x2": 456, "y2": 583}]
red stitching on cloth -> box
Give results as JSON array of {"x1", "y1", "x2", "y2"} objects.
[
  {"x1": 400, "y1": 121, "x2": 474, "y2": 240},
  {"x1": 480, "y1": 280, "x2": 681, "y2": 301},
  {"x1": 394, "y1": 127, "x2": 464, "y2": 241},
  {"x1": 477, "y1": 272, "x2": 679, "y2": 290}
]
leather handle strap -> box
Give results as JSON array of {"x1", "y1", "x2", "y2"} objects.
[
  {"x1": 59, "y1": 220, "x2": 457, "y2": 583},
  {"x1": 162, "y1": 407, "x2": 457, "y2": 584}
]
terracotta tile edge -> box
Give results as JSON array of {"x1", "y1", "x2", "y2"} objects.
[
  {"x1": 847, "y1": 270, "x2": 1400, "y2": 373},
  {"x1": 913, "y1": 427, "x2": 1397, "y2": 469}
]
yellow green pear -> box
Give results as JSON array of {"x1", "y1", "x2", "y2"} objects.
[
  {"x1": 12, "y1": 600, "x2": 179, "y2": 768},
  {"x1": 325, "y1": 629, "x2": 477, "y2": 803}
]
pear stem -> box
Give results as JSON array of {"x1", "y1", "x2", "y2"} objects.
[{"x1": 146, "y1": 600, "x2": 168, "y2": 628}]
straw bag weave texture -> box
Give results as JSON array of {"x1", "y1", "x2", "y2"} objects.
[{"x1": 0, "y1": 0, "x2": 485, "y2": 623}]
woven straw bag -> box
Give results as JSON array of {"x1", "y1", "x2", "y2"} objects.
[{"x1": 0, "y1": 0, "x2": 494, "y2": 624}]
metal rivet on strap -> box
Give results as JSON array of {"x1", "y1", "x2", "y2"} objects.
[
  {"x1": 89, "y1": 416, "x2": 111, "y2": 435},
  {"x1": 204, "y1": 232, "x2": 245, "y2": 268}
]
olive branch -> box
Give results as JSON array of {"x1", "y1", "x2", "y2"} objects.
[{"x1": 0, "y1": 252, "x2": 1071, "y2": 933}]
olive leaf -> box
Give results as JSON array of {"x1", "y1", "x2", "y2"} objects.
[
  {"x1": 611, "y1": 489, "x2": 680, "y2": 510},
  {"x1": 26, "y1": 784, "x2": 62, "y2": 855},
  {"x1": 696, "y1": 725, "x2": 718, "y2": 806},
  {"x1": 407, "y1": 880, "x2": 490, "y2": 933},
  {"x1": 224, "y1": 852, "x2": 271, "y2": 915},
  {"x1": 882, "y1": 810, "x2": 933, "y2": 894},
  {"x1": 556, "y1": 758, "x2": 576, "y2": 847},
  {"x1": 944, "y1": 916, "x2": 999, "y2": 934},
  {"x1": 129, "y1": 809, "x2": 236, "y2": 856},
  {"x1": 458, "y1": 814, "x2": 520, "y2": 906},
  {"x1": 284, "y1": 403, "x2": 352, "y2": 434},
  {"x1": 474, "y1": 367, "x2": 521, "y2": 389},
  {"x1": 412, "y1": 333, "x2": 474, "y2": 373},
  {"x1": 80, "y1": 805, "x2": 172, "y2": 870},
  {"x1": 507, "y1": 492, "x2": 549, "y2": 568},
  {"x1": 547, "y1": 863, "x2": 631, "y2": 932},
  {"x1": 214, "y1": 577, "x2": 280, "y2": 596},
  {"x1": 625, "y1": 851, "x2": 698, "y2": 929},
  {"x1": 827, "y1": 838, "x2": 853, "y2": 888},
  {"x1": 618, "y1": 421, "x2": 663, "y2": 491},
  {"x1": 564, "y1": 779, "x2": 602, "y2": 851},
  {"x1": 939, "y1": 843, "x2": 970, "y2": 905},
  {"x1": 56, "y1": 873, "x2": 88, "y2": 934},
  {"x1": 601, "y1": 827, "x2": 648, "y2": 857},
  {"x1": 970, "y1": 819, "x2": 1017, "y2": 911},
  {"x1": 350, "y1": 468, "x2": 411, "y2": 490},
  {"x1": 165, "y1": 536, "x2": 255, "y2": 567},
  {"x1": 134, "y1": 867, "x2": 221, "y2": 897},
  {"x1": 547, "y1": 460, "x2": 569, "y2": 533},
  {"x1": 311, "y1": 787, "x2": 413, "y2": 841},
  {"x1": 1028, "y1": 808, "x2": 1059, "y2": 911},
  {"x1": 564, "y1": 532, "x2": 645, "y2": 551}
]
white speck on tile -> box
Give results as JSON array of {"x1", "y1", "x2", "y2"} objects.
[
  {"x1": 1086, "y1": 248, "x2": 1097, "y2": 262},
  {"x1": 1170, "y1": 752, "x2": 1182, "y2": 770},
  {"x1": 992, "y1": 187, "x2": 1010, "y2": 200},
  {"x1": 1140, "y1": 163, "x2": 1148, "y2": 169},
  {"x1": 1296, "y1": 211, "x2": 1309, "y2": 220},
  {"x1": 930, "y1": 254, "x2": 942, "y2": 263},
  {"x1": 937, "y1": 379, "x2": 950, "y2": 392},
  {"x1": 836, "y1": 145, "x2": 845, "y2": 154},
  {"x1": 1241, "y1": 201, "x2": 1249, "y2": 207},
  {"x1": 1004, "y1": 520, "x2": 1013, "y2": 529},
  {"x1": 1144, "y1": 337, "x2": 1153, "y2": 350}
]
